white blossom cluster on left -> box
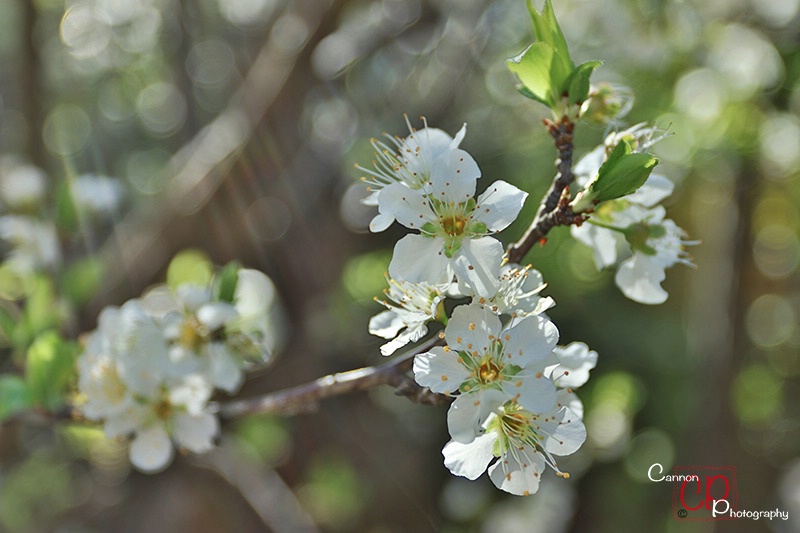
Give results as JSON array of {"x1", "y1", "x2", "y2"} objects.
[{"x1": 76, "y1": 268, "x2": 278, "y2": 472}]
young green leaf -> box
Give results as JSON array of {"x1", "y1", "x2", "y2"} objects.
[
  {"x1": 526, "y1": 0, "x2": 573, "y2": 75},
  {"x1": 593, "y1": 143, "x2": 659, "y2": 203},
  {"x1": 216, "y1": 261, "x2": 241, "y2": 303},
  {"x1": 563, "y1": 60, "x2": 603, "y2": 106},
  {"x1": 0, "y1": 375, "x2": 31, "y2": 421},
  {"x1": 26, "y1": 331, "x2": 78, "y2": 411},
  {"x1": 507, "y1": 42, "x2": 556, "y2": 107}
]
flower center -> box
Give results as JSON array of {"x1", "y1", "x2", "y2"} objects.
[
  {"x1": 179, "y1": 316, "x2": 207, "y2": 350},
  {"x1": 478, "y1": 359, "x2": 502, "y2": 383},
  {"x1": 500, "y1": 411, "x2": 529, "y2": 439},
  {"x1": 440, "y1": 215, "x2": 467, "y2": 237},
  {"x1": 154, "y1": 399, "x2": 172, "y2": 421}
]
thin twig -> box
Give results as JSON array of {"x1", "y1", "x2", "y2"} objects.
[
  {"x1": 216, "y1": 335, "x2": 448, "y2": 420},
  {"x1": 506, "y1": 116, "x2": 581, "y2": 264}
]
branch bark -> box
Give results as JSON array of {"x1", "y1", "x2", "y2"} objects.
[
  {"x1": 506, "y1": 116, "x2": 582, "y2": 264},
  {"x1": 216, "y1": 335, "x2": 449, "y2": 420}
]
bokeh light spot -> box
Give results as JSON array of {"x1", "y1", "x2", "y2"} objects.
[{"x1": 746, "y1": 294, "x2": 797, "y2": 348}]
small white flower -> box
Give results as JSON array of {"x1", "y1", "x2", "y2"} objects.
[
  {"x1": 571, "y1": 125, "x2": 695, "y2": 304},
  {"x1": 442, "y1": 402, "x2": 586, "y2": 496},
  {"x1": 413, "y1": 303, "x2": 558, "y2": 443},
  {"x1": 0, "y1": 160, "x2": 48, "y2": 208},
  {"x1": 613, "y1": 209, "x2": 696, "y2": 304},
  {"x1": 545, "y1": 342, "x2": 598, "y2": 389},
  {"x1": 465, "y1": 264, "x2": 555, "y2": 318},
  {"x1": 0, "y1": 215, "x2": 60, "y2": 272},
  {"x1": 129, "y1": 424, "x2": 175, "y2": 473},
  {"x1": 386, "y1": 180, "x2": 528, "y2": 295},
  {"x1": 369, "y1": 277, "x2": 447, "y2": 356},
  {"x1": 228, "y1": 268, "x2": 281, "y2": 358},
  {"x1": 71, "y1": 174, "x2": 125, "y2": 214},
  {"x1": 357, "y1": 116, "x2": 481, "y2": 232}
]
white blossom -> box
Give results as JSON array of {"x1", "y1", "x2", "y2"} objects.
[
  {"x1": 369, "y1": 276, "x2": 448, "y2": 356},
  {"x1": 75, "y1": 266, "x2": 278, "y2": 473},
  {"x1": 571, "y1": 125, "x2": 695, "y2": 304},
  {"x1": 442, "y1": 402, "x2": 586, "y2": 496},
  {"x1": 464, "y1": 264, "x2": 555, "y2": 318},
  {"x1": 413, "y1": 303, "x2": 558, "y2": 443},
  {"x1": 357, "y1": 116, "x2": 480, "y2": 232},
  {"x1": 385, "y1": 179, "x2": 528, "y2": 295},
  {"x1": 0, "y1": 215, "x2": 61, "y2": 272},
  {"x1": 545, "y1": 342, "x2": 598, "y2": 390}
]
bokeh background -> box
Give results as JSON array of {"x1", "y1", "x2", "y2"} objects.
[{"x1": 0, "y1": 0, "x2": 798, "y2": 531}]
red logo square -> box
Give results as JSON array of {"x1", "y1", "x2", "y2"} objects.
[{"x1": 671, "y1": 466, "x2": 738, "y2": 521}]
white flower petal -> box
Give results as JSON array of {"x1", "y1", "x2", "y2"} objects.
[
  {"x1": 473, "y1": 181, "x2": 528, "y2": 232},
  {"x1": 572, "y1": 223, "x2": 619, "y2": 268},
  {"x1": 379, "y1": 323, "x2": 427, "y2": 356},
  {"x1": 615, "y1": 253, "x2": 668, "y2": 304},
  {"x1": 445, "y1": 302, "x2": 501, "y2": 355},
  {"x1": 389, "y1": 234, "x2": 452, "y2": 285},
  {"x1": 130, "y1": 424, "x2": 174, "y2": 473},
  {"x1": 368, "y1": 211, "x2": 395, "y2": 232},
  {"x1": 573, "y1": 145, "x2": 605, "y2": 186},
  {"x1": 206, "y1": 343, "x2": 243, "y2": 393},
  {"x1": 413, "y1": 347, "x2": 469, "y2": 394},
  {"x1": 504, "y1": 375, "x2": 557, "y2": 414},
  {"x1": 535, "y1": 407, "x2": 586, "y2": 456},
  {"x1": 429, "y1": 148, "x2": 479, "y2": 201},
  {"x1": 169, "y1": 374, "x2": 213, "y2": 415},
  {"x1": 452, "y1": 237, "x2": 503, "y2": 296},
  {"x1": 377, "y1": 183, "x2": 431, "y2": 231},
  {"x1": 197, "y1": 302, "x2": 237, "y2": 331},
  {"x1": 488, "y1": 444, "x2": 545, "y2": 496},
  {"x1": 504, "y1": 315, "x2": 559, "y2": 367},
  {"x1": 173, "y1": 412, "x2": 219, "y2": 454},
  {"x1": 447, "y1": 389, "x2": 507, "y2": 443},
  {"x1": 442, "y1": 432, "x2": 497, "y2": 480},
  {"x1": 176, "y1": 285, "x2": 211, "y2": 312},
  {"x1": 627, "y1": 173, "x2": 674, "y2": 207},
  {"x1": 548, "y1": 342, "x2": 598, "y2": 388},
  {"x1": 234, "y1": 269, "x2": 275, "y2": 326},
  {"x1": 556, "y1": 389, "x2": 584, "y2": 419},
  {"x1": 368, "y1": 309, "x2": 406, "y2": 340}
]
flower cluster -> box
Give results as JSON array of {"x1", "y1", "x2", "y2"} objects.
[
  {"x1": 571, "y1": 124, "x2": 697, "y2": 304},
  {"x1": 76, "y1": 268, "x2": 278, "y2": 472},
  {"x1": 360, "y1": 118, "x2": 596, "y2": 495}
]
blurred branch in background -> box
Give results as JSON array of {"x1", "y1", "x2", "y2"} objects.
[{"x1": 92, "y1": 0, "x2": 331, "y2": 310}]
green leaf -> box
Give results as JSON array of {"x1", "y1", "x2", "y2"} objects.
[
  {"x1": 54, "y1": 181, "x2": 79, "y2": 233},
  {"x1": 526, "y1": 0, "x2": 572, "y2": 69},
  {"x1": 563, "y1": 60, "x2": 603, "y2": 106},
  {"x1": 25, "y1": 331, "x2": 78, "y2": 411},
  {"x1": 215, "y1": 261, "x2": 241, "y2": 303},
  {"x1": 593, "y1": 142, "x2": 659, "y2": 203},
  {"x1": 526, "y1": 0, "x2": 573, "y2": 86},
  {"x1": 19, "y1": 276, "x2": 61, "y2": 347},
  {"x1": 0, "y1": 375, "x2": 31, "y2": 421},
  {"x1": 0, "y1": 303, "x2": 17, "y2": 343},
  {"x1": 60, "y1": 257, "x2": 105, "y2": 305},
  {"x1": 507, "y1": 42, "x2": 556, "y2": 107}
]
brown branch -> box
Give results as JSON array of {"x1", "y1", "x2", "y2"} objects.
[
  {"x1": 216, "y1": 335, "x2": 449, "y2": 420},
  {"x1": 506, "y1": 116, "x2": 579, "y2": 264}
]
